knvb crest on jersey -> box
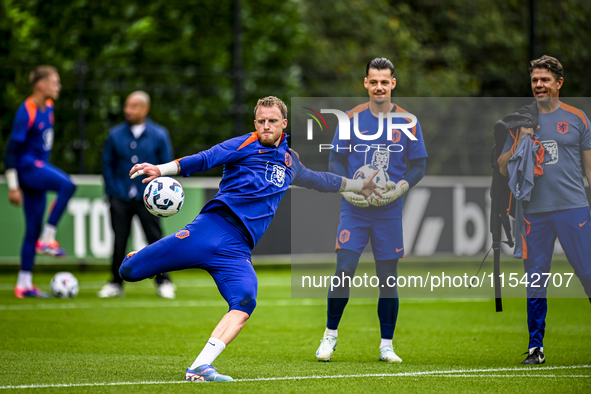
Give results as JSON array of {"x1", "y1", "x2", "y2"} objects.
[
  {"x1": 368, "y1": 149, "x2": 389, "y2": 170},
  {"x1": 542, "y1": 140, "x2": 558, "y2": 164},
  {"x1": 42, "y1": 128, "x2": 54, "y2": 151},
  {"x1": 265, "y1": 162, "x2": 286, "y2": 187}
]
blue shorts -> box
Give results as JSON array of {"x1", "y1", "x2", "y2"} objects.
[
  {"x1": 120, "y1": 212, "x2": 257, "y2": 315},
  {"x1": 335, "y1": 211, "x2": 404, "y2": 260},
  {"x1": 524, "y1": 206, "x2": 591, "y2": 298}
]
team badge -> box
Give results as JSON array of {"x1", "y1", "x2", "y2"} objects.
[
  {"x1": 542, "y1": 140, "x2": 558, "y2": 164},
  {"x1": 557, "y1": 121, "x2": 569, "y2": 134},
  {"x1": 265, "y1": 162, "x2": 286, "y2": 187},
  {"x1": 42, "y1": 128, "x2": 54, "y2": 151},
  {"x1": 339, "y1": 229, "x2": 350, "y2": 243},
  {"x1": 175, "y1": 229, "x2": 190, "y2": 239}
]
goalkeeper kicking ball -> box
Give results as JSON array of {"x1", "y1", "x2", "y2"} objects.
[
  {"x1": 143, "y1": 177, "x2": 185, "y2": 217},
  {"x1": 50, "y1": 272, "x2": 79, "y2": 298}
]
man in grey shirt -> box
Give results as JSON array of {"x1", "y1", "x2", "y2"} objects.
[{"x1": 498, "y1": 55, "x2": 591, "y2": 365}]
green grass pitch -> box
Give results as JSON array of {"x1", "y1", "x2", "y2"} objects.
[{"x1": 0, "y1": 266, "x2": 589, "y2": 393}]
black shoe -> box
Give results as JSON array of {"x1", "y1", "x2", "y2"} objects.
[{"x1": 521, "y1": 347, "x2": 545, "y2": 365}]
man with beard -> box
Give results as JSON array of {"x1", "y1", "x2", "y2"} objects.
[{"x1": 119, "y1": 96, "x2": 382, "y2": 382}]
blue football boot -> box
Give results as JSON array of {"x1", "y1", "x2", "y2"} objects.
[{"x1": 185, "y1": 364, "x2": 233, "y2": 382}]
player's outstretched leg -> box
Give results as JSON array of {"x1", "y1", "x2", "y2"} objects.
[
  {"x1": 184, "y1": 311, "x2": 250, "y2": 383},
  {"x1": 119, "y1": 226, "x2": 206, "y2": 283},
  {"x1": 186, "y1": 243, "x2": 256, "y2": 382},
  {"x1": 317, "y1": 249, "x2": 360, "y2": 361}
]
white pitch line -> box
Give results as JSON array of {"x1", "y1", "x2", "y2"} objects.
[
  {"x1": 0, "y1": 297, "x2": 488, "y2": 311},
  {"x1": 0, "y1": 365, "x2": 588, "y2": 390},
  {"x1": 427, "y1": 374, "x2": 590, "y2": 378}
]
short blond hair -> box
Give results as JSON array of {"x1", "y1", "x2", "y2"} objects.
[
  {"x1": 253, "y1": 96, "x2": 288, "y2": 120},
  {"x1": 29, "y1": 65, "x2": 58, "y2": 86}
]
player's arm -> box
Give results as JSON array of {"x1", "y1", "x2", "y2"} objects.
[
  {"x1": 4, "y1": 107, "x2": 30, "y2": 206},
  {"x1": 328, "y1": 150, "x2": 347, "y2": 176},
  {"x1": 328, "y1": 150, "x2": 372, "y2": 207},
  {"x1": 498, "y1": 126, "x2": 536, "y2": 176},
  {"x1": 291, "y1": 149, "x2": 382, "y2": 198},
  {"x1": 130, "y1": 136, "x2": 250, "y2": 182}
]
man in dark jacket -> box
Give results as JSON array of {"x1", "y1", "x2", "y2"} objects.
[{"x1": 100, "y1": 91, "x2": 175, "y2": 298}]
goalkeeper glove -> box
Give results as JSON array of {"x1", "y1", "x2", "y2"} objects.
[
  {"x1": 341, "y1": 191, "x2": 369, "y2": 208},
  {"x1": 370, "y1": 180, "x2": 409, "y2": 207}
]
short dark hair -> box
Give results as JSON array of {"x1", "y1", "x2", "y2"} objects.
[
  {"x1": 366, "y1": 58, "x2": 395, "y2": 77},
  {"x1": 529, "y1": 55, "x2": 563, "y2": 81},
  {"x1": 29, "y1": 65, "x2": 58, "y2": 86},
  {"x1": 254, "y1": 96, "x2": 288, "y2": 120}
]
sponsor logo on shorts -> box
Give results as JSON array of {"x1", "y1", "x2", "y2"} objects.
[
  {"x1": 579, "y1": 221, "x2": 588, "y2": 227},
  {"x1": 175, "y1": 229, "x2": 190, "y2": 239},
  {"x1": 396, "y1": 247, "x2": 404, "y2": 253},
  {"x1": 339, "y1": 229, "x2": 350, "y2": 243},
  {"x1": 557, "y1": 121, "x2": 569, "y2": 134}
]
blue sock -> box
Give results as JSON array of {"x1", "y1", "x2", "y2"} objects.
[
  {"x1": 327, "y1": 249, "x2": 360, "y2": 330},
  {"x1": 376, "y1": 259, "x2": 399, "y2": 340}
]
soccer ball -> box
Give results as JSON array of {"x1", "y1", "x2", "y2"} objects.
[
  {"x1": 50, "y1": 272, "x2": 79, "y2": 298},
  {"x1": 143, "y1": 177, "x2": 185, "y2": 217},
  {"x1": 354, "y1": 164, "x2": 389, "y2": 187},
  {"x1": 353, "y1": 164, "x2": 390, "y2": 204}
]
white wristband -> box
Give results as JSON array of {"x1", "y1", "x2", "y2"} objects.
[
  {"x1": 5, "y1": 169, "x2": 19, "y2": 190},
  {"x1": 156, "y1": 161, "x2": 179, "y2": 176},
  {"x1": 343, "y1": 178, "x2": 363, "y2": 192},
  {"x1": 398, "y1": 180, "x2": 409, "y2": 194}
]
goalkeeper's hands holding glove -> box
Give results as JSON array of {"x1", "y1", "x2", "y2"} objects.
[
  {"x1": 340, "y1": 170, "x2": 384, "y2": 208},
  {"x1": 370, "y1": 180, "x2": 409, "y2": 207}
]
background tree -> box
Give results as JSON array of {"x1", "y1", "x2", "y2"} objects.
[{"x1": 1, "y1": 0, "x2": 590, "y2": 176}]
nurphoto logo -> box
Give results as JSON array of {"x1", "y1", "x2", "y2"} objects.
[{"x1": 303, "y1": 107, "x2": 417, "y2": 153}]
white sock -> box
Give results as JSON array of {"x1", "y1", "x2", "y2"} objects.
[
  {"x1": 529, "y1": 346, "x2": 543, "y2": 353},
  {"x1": 325, "y1": 328, "x2": 338, "y2": 338},
  {"x1": 380, "y1": 338, "x2": 392, "y2": 349},
  {"x1": 17, "y1": 271, "x2": 33, "y2": 289},
  {"x1": 40, "y1": 224, "x2": 56, "y2": 243},
  {"x1": 190, "y1": 337, "x2": 226, "y2": 369}
]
